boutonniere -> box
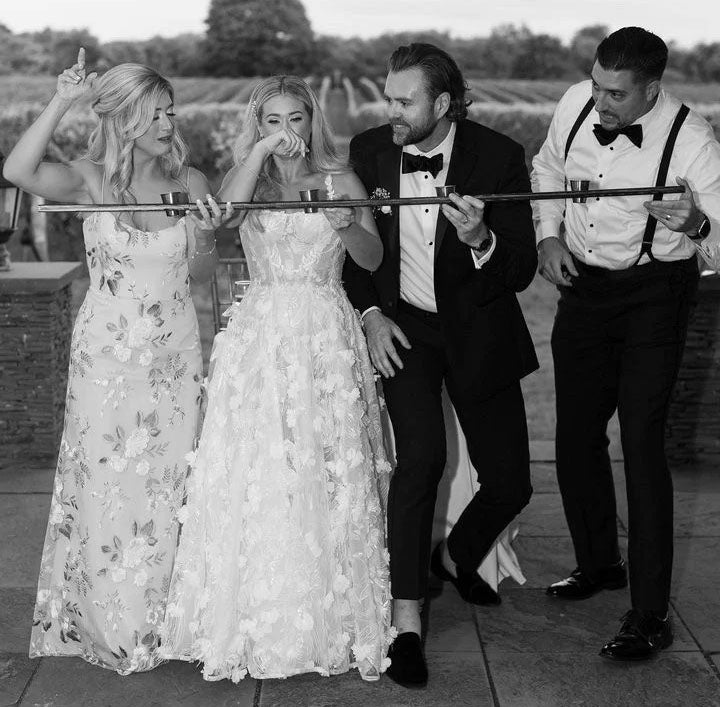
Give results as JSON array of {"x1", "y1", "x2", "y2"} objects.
[{"x1": 369, "y1": 187, "x2": 392, "y2": 215}]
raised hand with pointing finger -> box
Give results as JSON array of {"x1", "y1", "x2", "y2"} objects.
[{"x1": 56, "y1": 47, "x2": 98, "y2": 103}]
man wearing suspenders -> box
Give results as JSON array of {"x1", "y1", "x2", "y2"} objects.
[{"x1": 532, "y1": 26, "x2": 720, "y2": 661}]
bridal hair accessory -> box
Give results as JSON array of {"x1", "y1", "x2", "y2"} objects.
[{"x1": 370, "y1": 187, "x2": 392, "y2": 215}]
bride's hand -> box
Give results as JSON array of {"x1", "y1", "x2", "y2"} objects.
[
  {"x1": 323, "y1": 195, "x2": 356, "y2": 231},
  {"x1": 186, "y1": 195, "x2": 233, "y2": 232},
  {"x1": 257, "y1": 129, "x2": 308, "y2": 159},
  {"x1": 56, "y1": 47, "x2": 97, "y2": 104}
]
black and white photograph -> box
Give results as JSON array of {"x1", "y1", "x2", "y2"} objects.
[{"x1": 1, "y1": 1, "x2": 719, "y2": 705}]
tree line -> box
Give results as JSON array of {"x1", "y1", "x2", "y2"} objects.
[{"x1": 1, "y1": 0, "x2": 717, "y2": 82}]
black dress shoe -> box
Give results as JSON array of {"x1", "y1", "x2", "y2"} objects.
[
  {"x1": 385, "y1": 632, "x2": 428, "y2": 688},
  {"x1": 546, "y1": 561, "x2": 627, "y2": 600},
  {"x1": 430, "y1": 543, "x2": 501, "y2": 606},
  {"x1": 599, "y1": 609, "x2": 673, "y2": 661}
]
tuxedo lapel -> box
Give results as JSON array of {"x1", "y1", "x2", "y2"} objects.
[
  {"x1": 377, "y1": 144, "x2": 402, "y2": 262},
  {"x1": 434, "y1": 121, "x2": 480, "y2": 263}
]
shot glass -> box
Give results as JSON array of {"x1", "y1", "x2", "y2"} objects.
[
  {"x1": 298, "y1": 188, "x2": 320, "y2": 213},
  {"x1": 568, "y1": 179, "x2": 590, "y2": 204},
  {"x1": 160, "y1": 191, "x2": 190, "y2": 217},
  {"x1": 233, "y1": 280, "x2": 251, "y2": 302},
  {"x1": 435, "y1": 185, "x2": 457, "y2": 198}
]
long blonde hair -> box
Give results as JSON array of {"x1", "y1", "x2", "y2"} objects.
[
  {"x1": 86, "y1": 63, "x2": 189, "y2": 205},
  {"x1": 233, "y1": 75, "x2": 347, "y2": 203}
]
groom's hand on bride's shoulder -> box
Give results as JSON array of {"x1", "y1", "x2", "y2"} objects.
[{"x1": 363, "y1": 310, "x2": 411, "y2": 378}]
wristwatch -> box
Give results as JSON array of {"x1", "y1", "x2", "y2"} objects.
[
  {"x1": 688, "y1": 215, "x2": 711, "y2": 241},
  {"x1": 470, "y1": 236, "x2": 493, "y2": 253}
]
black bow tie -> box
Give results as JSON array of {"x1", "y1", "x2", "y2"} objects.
[
  {"x1": 402, "y1": 151, "x2": 444, "y2": 178},
  {"x1": 592, "y1": 123, "x2": 643, "y2": 148}
]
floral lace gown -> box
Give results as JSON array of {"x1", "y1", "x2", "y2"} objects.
[
  {"x1": 161, "y1": 179, "x2": 393, "y2": 682},
  {"x1": 30, "y1": 211, "x2": 202, "y2": 674}
]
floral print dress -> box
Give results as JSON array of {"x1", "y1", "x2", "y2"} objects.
[
  {"x1": 30, "y1": 211, "x2": 203, "y2": 674},
  {"x1": 160, "y1": 176, "x2": 394, "y2": 682}
]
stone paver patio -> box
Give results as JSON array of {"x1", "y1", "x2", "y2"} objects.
[{"x1": 2, "y1": 444, "x2": 720, "y2": 707}]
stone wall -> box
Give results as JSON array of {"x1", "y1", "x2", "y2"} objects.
[
  {"x1": 0, "y1": 262, "x2": 82, "y2": 463},
  {"x1": 666, "y1": 273, "x2": 720, "y2": 465}
]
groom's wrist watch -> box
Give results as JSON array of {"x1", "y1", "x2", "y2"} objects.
[
  {"x1": 470, "y1": 236, "x2": 493, "y2": 253},
  {"x1": 687, "y1": 214, "x2": 711, "y2": 241}
]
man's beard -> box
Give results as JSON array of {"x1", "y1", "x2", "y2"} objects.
[{"x1": 390, "y1": 115, "x2": 438, "y2": 146}]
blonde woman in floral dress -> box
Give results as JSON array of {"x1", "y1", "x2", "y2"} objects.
[
  {"x1": 3, "y1": 50, "x2": 229, "y2": 674},
  {"x1": 160, "y1": 76, "x2": 393, "y2": 683}
]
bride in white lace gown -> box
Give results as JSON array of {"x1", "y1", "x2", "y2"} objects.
[{"x1": 160, "y1": 76, "x2": 393, "y2": 682}]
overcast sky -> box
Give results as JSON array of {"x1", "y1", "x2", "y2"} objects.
[{"x1": 1, "y1": 0, "x2": 712, "y2": 48}]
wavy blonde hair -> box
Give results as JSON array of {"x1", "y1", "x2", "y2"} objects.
[
  {"x1": 86, "y1": 63, "x2": 189, "y2": 206},
  {"x1": 233, "y1": 75, "x2": 347, "y2": 205}
]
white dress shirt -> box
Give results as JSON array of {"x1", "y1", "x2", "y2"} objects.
[
  {"x1": 531, "y1": 80, "x2": 720, "y2": 270},
  {"x1": 399, "y1": 122, "x2": 495, "y2": 312}
]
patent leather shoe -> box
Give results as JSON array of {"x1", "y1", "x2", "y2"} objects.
[
  {"x1": 385, "y1": 632, "x2": 428, "y2": 688},
  {"x1": 546, "y1": 561, "x2": 627, "y2": 600},
  {"x1": 430, "y1": 543, "x2": 501, "y2": 606},
  {"x1": 600, "y1": 609, "x2": 673, "y2": 661}
]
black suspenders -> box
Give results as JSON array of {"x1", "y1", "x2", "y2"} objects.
[
  {"x1": 562, "y1": 98, "x2": 595, "y2": 219},
  {"x1": 565, "y1": 98, "x2": 595, "y2": 161},
  {"x1": 633, "y1": 104, "x2": 690, "y2": 265},
  {"x1": 564, "y1": 97, "x2": 691, "y2": 266}
]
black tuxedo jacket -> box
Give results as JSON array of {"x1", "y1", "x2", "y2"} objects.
[{"x1": 343, "y1": 120, "x2": 539, "y2": 399}]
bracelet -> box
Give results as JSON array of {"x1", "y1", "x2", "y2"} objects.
[{"x1": 193, "y1": 242, "x2": 216, "y2": 257}]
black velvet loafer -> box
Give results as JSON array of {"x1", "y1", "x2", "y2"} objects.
[
  {"x1": 430, "y1": 543, "x2": 501, "y2": 606},
  {"x1": 385, "y1": 632, "x2": 428, "y2": 688}
]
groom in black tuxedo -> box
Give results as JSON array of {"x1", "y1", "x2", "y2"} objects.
[{"x1": 343, "y1": 43, "x2": 538, "y2": 687}]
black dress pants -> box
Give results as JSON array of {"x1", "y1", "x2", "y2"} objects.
[
  {"x1": 383, "y1": 300, "x2": 532, "y2": 600},
  {"x1": 552, "y1": 256, "x2": 698, "y2": 613}
]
